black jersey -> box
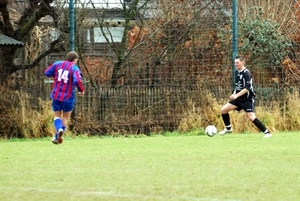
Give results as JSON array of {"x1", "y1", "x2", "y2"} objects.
[{"x1": 234, "y1": 68, "x2": 255, "y2": 99}]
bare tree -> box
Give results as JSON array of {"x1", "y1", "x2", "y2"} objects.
[
  {"x1": 123, "y1": 0, "x2": 231, "y2": 87},
  {"x1": 74, "y1": 0, "x2": 230, "y2": 88},
  {"x1": 0, "y1": 0, "x2": 67, "y2": 81},
  {"x1": 85, "y1": 0, "x2": 152, "y2": 88}
]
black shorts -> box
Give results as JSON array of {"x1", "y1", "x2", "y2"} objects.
[{"x1": 229, "y1": 98, "x2": 255, "y2": 112}]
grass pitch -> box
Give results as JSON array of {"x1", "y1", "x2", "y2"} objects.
[{"x1": 0, "y1": 132, "x2": 300, "y2": 201}]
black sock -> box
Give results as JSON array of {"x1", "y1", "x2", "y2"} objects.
[
  {"x1": 222, "y1": 113, "x2": 231, "y2": 128},
  {"x1": 253, "y1": 118, "x2": 268, "y2": 133}
]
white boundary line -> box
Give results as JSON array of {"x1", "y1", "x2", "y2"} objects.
[{"x1": 0, "y1": 186, "x2": 242, "y2": 201}]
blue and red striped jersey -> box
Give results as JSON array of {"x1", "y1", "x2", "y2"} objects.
[{"x1": 44, "y1": 60, "x2": 84, "y2": 103}]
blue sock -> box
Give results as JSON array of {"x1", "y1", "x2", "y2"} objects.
[
  {"x1": 62, "y1": 126, "x2": 66, "y2": 131},
  {"x1": 54, "y1": 118, "x2": 62, "y2": 133}
]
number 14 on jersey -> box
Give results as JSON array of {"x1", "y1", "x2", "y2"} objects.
[{"x1": 57, "y1": 69, "x2": 69, "y2": 83}]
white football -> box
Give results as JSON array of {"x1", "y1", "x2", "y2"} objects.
[{"x1": 205, "y1": 125, "x2": 217, "y2": 137}]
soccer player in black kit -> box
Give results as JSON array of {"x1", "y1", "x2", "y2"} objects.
[{"x1": 219, "y1": 55, "x2": 272, "y2": 138}]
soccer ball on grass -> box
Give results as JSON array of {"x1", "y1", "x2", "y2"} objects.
[{"x1": 205, "y1": 125, "x2": 217, "y2": 137}]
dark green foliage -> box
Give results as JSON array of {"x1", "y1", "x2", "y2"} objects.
[{"x1": 239, "y1": 7, "x2": 292, "y2": 69}]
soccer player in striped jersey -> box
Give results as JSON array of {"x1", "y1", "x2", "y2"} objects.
[
  {"x1": 219, "y1": 55, "x2": 272, "y2": 138},
  {"x1": 44, "y1": 51, "x2": 85, "y2": 144}
]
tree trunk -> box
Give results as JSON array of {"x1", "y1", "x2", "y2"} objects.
[
  {"x1": 0, "y1": 48, "x2": 16, "y2": 82},
  {"x1": 111, "y1": 61, "x2": 123, "y2": 88}
]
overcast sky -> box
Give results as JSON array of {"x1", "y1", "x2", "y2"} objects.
[{"x1": 71, "y1": 0, "x2": 124, "y2": 8}]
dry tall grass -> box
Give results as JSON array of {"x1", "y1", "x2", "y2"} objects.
[
  {"x1": 0, "y1": 85, "x2": 54, "y2": 139},
  {"x1": 2, "y1": 85, "x2": 300, "y2": 138},
  {"x1": 178, "y1": 88, "x2": 300, "y2": 134},
  {"x1": 178, "y1": 89, "x2": 223, "y2": 133},
  {"x1": 16, "y1": 96, "x2": 54, "y2": 138}
]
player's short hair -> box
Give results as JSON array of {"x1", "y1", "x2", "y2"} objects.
[
  {"x1": 235, "y1": 55, "x2": 245, "y2": 62},
  {"x1": 66, "y1": 51, "x2": 78, "y2": 62}
]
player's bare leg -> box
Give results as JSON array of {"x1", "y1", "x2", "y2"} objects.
[{"x1": 219, "y1": 103, "x2": 237, "y2": 135}]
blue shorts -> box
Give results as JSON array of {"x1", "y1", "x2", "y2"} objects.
[{"x1": 52, "y1": 100, "x2": 75, "y2": 112}]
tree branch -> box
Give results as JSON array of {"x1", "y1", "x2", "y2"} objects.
[
  {"x1": 13, "y1": 38, "x2": 64, "y2": 70},
  {"x1": 0, "y1": 1, "x2": 14, "y2": 35},
  {"x1": 14, "y1": 1, "x2": 57, "y2": 41}
]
